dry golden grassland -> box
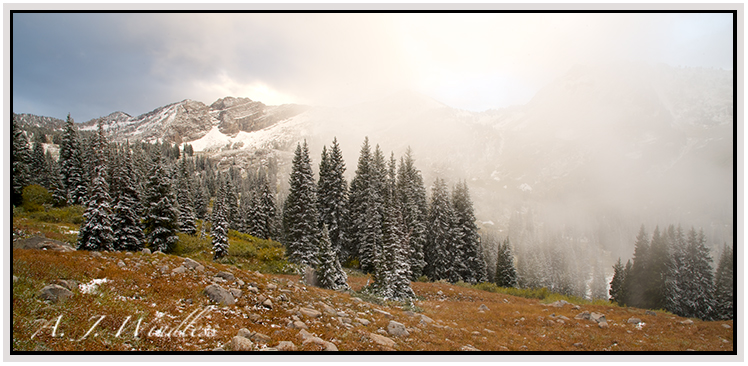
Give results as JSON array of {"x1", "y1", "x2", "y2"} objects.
[{"x1": 11, "y1": 213, "x2": 734, "y2": 352}]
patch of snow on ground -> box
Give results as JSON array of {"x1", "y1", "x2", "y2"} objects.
[
  {"x1": 79, "y1": 278, "x2": 108, "y2": 294},
  {"x1": 190, "y1": 112, "x2": 311, "y2": 152}
]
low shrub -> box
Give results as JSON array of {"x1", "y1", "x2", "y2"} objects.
[{"x1": 22, "y1": 185, "x2": 51, "y2": 212}]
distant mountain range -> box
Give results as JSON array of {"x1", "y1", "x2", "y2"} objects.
[{"x1": 15, "y1": 63, "x2": 734, "y2": 258}]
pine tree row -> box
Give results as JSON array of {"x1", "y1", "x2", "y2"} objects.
[{"x1": 609, "y1": 224, "x2": 734, "y2": 320}]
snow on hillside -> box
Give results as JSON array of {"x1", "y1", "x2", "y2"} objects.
[{"x1": 190, "y1": 111, "x2": 311, "y2": 152}]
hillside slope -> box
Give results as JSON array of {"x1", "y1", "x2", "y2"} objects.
[{"x1": 12, "y1": 248, "x2": 734, "y2": 352}]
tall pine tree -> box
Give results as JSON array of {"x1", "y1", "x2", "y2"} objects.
[
  {"x1": 316, "y1": 225, "x2": 350, "y2": 291},
  {"x1": 495, "y1": 237, "x2": 518, "y2": 288},
  {"x1": 317, "y1": 138, "x2": 349, "y2": 261},
  {"x1": 12, "y1": 116, "x2": 31, "y2": 205},
  {"x1": 143, "y1": 151, "x2": 179, "y2": 253},
  {"x1": 176, "y1": 156, "x2": 197, "y2": 234},
  {"x1": 452, "y1": 180, "x2": 488, "y2": 284},
  {"x1": 77, "y1": 123, "x2": 114, "y2": 252},
  {"x1": 424, "y1": 177, "x2": 455, "y2": 281},
  {"x1": 212, "y1": 180, "x2": 230, "y2": 260},
  {"x1": 609, "y1": 258, "x2": 627, "y2": 305},
  {"x1": 282, "y1": 141, "x2": 321, "y2": 267},
  {"x1": 111, "y1": 145, "x2": 145, "y2": 252},
  {"x1": 396, "y1": 148, "x2": 428, "y2": 279},
  {"x1": 713, "y1": 243, "x2": 734, "y2": 320},
  {"x1": 59, "y1": 114, "x2": 86, "y2": 205}
]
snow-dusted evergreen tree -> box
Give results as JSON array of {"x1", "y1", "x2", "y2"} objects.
[
  {"x1": 176, "y1": 156, "x2": 197, "y2": 234},
  {"x1": 143, "y1": 151, "x2": 180, "y2": 253},
  {"x1": 424, "y1": 177, "x2": 455, "y2": 281},
  {"x1": 240, "y1": 186, "x2": 256, "y2": 234},
  {"x1": 452, "y1": 180, "x2": 488, "y2": 284},
  {"x1": 59, "y1": 114, "x2": 86, "y2": 205},
  {"x1": 193, "y1": 177, "x2": 209, "y2": 221},
  {"x1": 317, "y1": 138, "x2": 349, "y2": 260},
  {"x1": 29, "y1": 137, "x2": 51, "y2": 189},
  {"x1": 374, "y1": 153, "x2": 415, "y2": 300},
  {"x1": 624, "y1": 225, "x2": 650, "y2": 308},
  {"x1": 47, "y1": 151, "x2": 67, "y2": 206},
  {"x1": 713, "y1": 243, "x2": 734, "y2": 320},
  {"x1": 663, "y1": 225, "x2": 688, "y2": 316},
  {"x1": 347, "y1": 137, "x2": 385, "y2": 271},
  {"x1": 282, "y1": 141, "x2": 321, "y2": 267},
  {"x1": 77, "y1": 123, "x2": 114, "y2": 252},
  {"x1": 495, "y1": 237, "x2": 518, "y2": 288},
  {"x1": 678, "y1": 227, "x2": 715, "y2": 320},
  {"x1": 12, "y1": 116, "x2": 31, "y2": 205},
  {"x1": 224, "y1": 173, "x2": 241, "y2": 231},
  {"x1": 644, "y1": 226, "x2": 669, "y2": 310},
  {"x1": 111, "y1": 146, "x2": 145, "y2": 252},
  {"x1": 609, "y1": 258, "x2": 627, "y2": 305},
  {"x1": 247, "y1": 171, "x2": 277, "y2": 240},
  {"x1": 590, "y1": 259, "x2": 608, "y2": 300},
  {"x1": 316, "y1": 225, "x2": 350, "y2": 291},
  {"x1": 211, "y1": 180, "x2": 230, "y2": 260},
  {"x1": 396, "y1": 147, "x2": 428, "y2": 279}
]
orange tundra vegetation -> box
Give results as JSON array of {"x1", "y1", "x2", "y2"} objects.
[{"x1": 12, "y1": 247, "x2": 733, "y2": 353}]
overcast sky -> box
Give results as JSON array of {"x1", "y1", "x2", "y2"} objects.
[{"x1": 12, "y1": 12, "x2": 733, "y2": 122}]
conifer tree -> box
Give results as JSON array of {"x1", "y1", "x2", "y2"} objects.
[
  {"x1": 664, "y1": 225, "x2": 688, "y2": 316},
  {"x1": 316, "y1": 225, "x2": 350, "y2": 291},
  {"x1": 12, "y1": 116, "x2": 31, "y2": 205},
  {"x1": 29, "y1": 138, "x2": 50, "y2": 189},
  {"x1": 111, "y1": 146, "x2": 145, "y2": 252},
  {"x1": 59, "y1": 114, "x2": 86, "y2": 205},
  {"x1": 495, "y1": 237, "x2": 518, "y2": 288},
  {"x1": 211, "y1": 180, "x2": 230, "y2": 260},
  {"x1": 644, "y1": 226, "x2": 669, "y2": 310},
  {"x1": 347, "y1": 137, "x2": 384, "y2": 271},
  {"x1": 452, "y1": 180, "x2": 488, "y2": 284},
  {"x1": 143, "y1": 151, "x2": 180, "y2": 253},
  {"x1": 193, "y1": 178, "x2": 209, "y2": 221},
  {"x1": 397, "y1": 147, "x2": 428, "y2": 279},
  {"x1": 317, "y1": 138, "x2": 349, "y2": 260},
  {"x1": 424, "y1": 177, "x2": 455, "y2": 281},
  {"x1": 624, "y1": 225, "x2": 650, "y2": 308},
  {"x1": 176, "y1": 156, "x2": 197, "y2": 234},
  {"x1": 713, "y1": 243, "x2": 734, "y2": 320},
  {"x1": 282, "y1": 141, "x2": 321, "y2": 267},
  {"x1": 609, "y1": 258, "x2": 627, "y2": 305},
  {"x1": 77, "y1": 124, "x2": 114, "y2": 252},
  {"x1": 224, "y1": 173, "x2": 241, "y2": 230},
  {"x1": 256, "y1": 171, "x2": 277, "y2": 239},
  {"x1": 679, "y1": 227, "x2": 715, "y2": 319}
]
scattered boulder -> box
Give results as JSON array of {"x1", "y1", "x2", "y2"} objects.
[
  {"x1": 387, "y1": 320, "x2": 409, "y2": 337},
  {"x1": 247, "y1": 286, "x2": 259, "y2": 294},
  {"x1": 419, "y1": 315, "x2": 434, "y2": 324},
  {"x1": 291, "y1": 320, "x2": 309, "y2": 330},
  {"x1": 262, "y1": 299, "x2": 273, "y2": 309},
  {"x1": 478, "y1": 304, "x2": 489, "y2": 311},
  {"x1": 297, "y1": 329, "x2": 337, "y2": 351},
  {"x1": 231, "y1": 335, "x2": 255, "y2": 351},
  {"x1": 722, "y1": 324, "x2": 731, "y2": 329},
  {"x1": 461, "y1": 345, "x2": 480, "y2": 351},
  {"x1": 91, "y1": 251, "x2": 103, "y2": 258},
  {"x1": 355, "y1": 318, "x2": 371, "y2": 326},
  {"x1": 195, "y1": 265, "x2": 205, "y2": 272},
  {"x1": 13, "y1": 236, "x2": 75, "y2": 252},
  {"x1": 368, "y1": 332, "x2": 396, "y2": 348},
  {"x1": 39, "y1": 284, "x2": 73, "y2": 303},
  {"x1": 171, "y1": 266, "x2": 186, "y2": 274},
  {"x1": 645, "y1": 310, "x2": 657, "y2": 316},
  {"x1": 117, "y1": 260, "x2": 126, "y2": 268},
  {"x1": 50, "y1": 279, "x2": 78, "y2": 291},
  {"x1": 318, "y1": 303, "x2": 337, "y2": 316},
  {"x1": 680, "y1": 319, "x2": 694, "y2": 325},
  {"x1": 590, "y1": 312, "x2": 606, "y2": 324},
  {"x1": 628, "y1": 317, "x2": 643, "y2": 324},
  {"x1": 203, "y1": 284, "x2": 236, "y2": 305},
  {"x1": 275, "y1": 341, "x2": 297, "y2": 351},
  {"x1": 183, "y1": 258, "x2": 200, "y2": 269},
  {"x1": 549, "y1": 300, "x2": 569, "y2": 308},
  {"x1": 267, "y1": 283, "x2": 278, "y2": 290},
  {"x1": 229, "y1": 288, "x2": 243, "y2": 298},
  {"x1": 351, "y1": 297, "x2": 363, "y2": 304},
  {"x1": 300, "y1": 307, "x2": 322, "y2": 318},
  {"x1": 304, "y1": 266, "x2": 319, "y2": 287},
  {"x1": 250, "y1": 332, "x2": 272, "y2": 344},
  {"x1": 575, "y1": 312, "x2": 590, "y2": 320},
  {"x1": 237, "y1": 328, "x2": 253, "y2": 339},
  {"x1": 598, "y1": 321, "x2": 609, "y2": 329},
  {"x1": 142, "y1": 248, "x2": 151, "y2": 254},
  {"x1": 215, "y1": 271, "x2": 235, "y2": 282},
  {"x1": 372, "y1": 308, "x2": 393, "y2": 319},
  {"x1": 153, "y1": 251, "x2": 164, "y2": 255}
]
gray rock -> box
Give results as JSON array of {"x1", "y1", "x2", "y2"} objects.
[
  {"x1": 368, "y1": 332, "x2": 396, "y2": 348},
  {"x1": 230, "y1": 288, "x2": 243, "y2": 298},
  {"x1": 262, "y1": 299, "x2": 273, "y2": 309},
  {"x1": 237, "y1": 279, "x2": 245, "y2": 287},
  {"x1": 387, "y1": 320, "x2": 409, "y2": 337},
  {"x1": 627, "y1": 317, "x2": 642, "y2": 324},
  {"x1": 237, "y1": 328, "x2": 254, "y2": 339},
  {"x1": 355, "y1": 318, "x2": 371, "y2": 326},
  {"x1": 50, "y1": 279, "x2": 78, "y2": 291},
  {"x1": 212, "y1": 347, "x2": 224, "y2": 351},
  {"x1": 680, "y1": 319, "x2": 694, "y2": 325},
  {"x1": 478, "y1": 304, "x2": 489, "y2": 311},
  {"x1": 13, "y1": 275, "x2": 18, "y2": 283},
  {"x1": 195, "y1": 265, "x2": 205, "y2": 272},
  {"x1": 575, "y1": 311, "x2": 591, "y2": 320},
  {"x1": 215, "y1": 271, "x2": 235, "y2": 282},
  {"x1": 351, "y1": 297, "x2": 363, "y2": 304},
  {"x1": 420, "y1": 314, "x2": 434, "y2": 324},
  {"x1": 275, "y1": 341, "x2": 297, "y2": 351},
  {"x1": 91, "y1": 251, "x2": 103, "y2": 258},
  {"x1": 598, "y1": 321, "x2": 609, "y2": 329},
  {"x1": 251, "y1": 332, "x2": 272, "y2": 344},
  {"x1": 645, "y1": 310, "x2": 657, "y2": 316},
  {"x1": 117, "y1": 260, "x2": 126, "y2": 268},
  {"x1": 231, "y1": 335, "x2": 255, "y2": 351},
  {"x1": 13, "y1": 236, "x2": 75, "y2": 252},
  {"x1": 39, "y1": 284, "x2": 73, "y2": 303},
  {"x1": 267, "y1": 283, "x2": 278, "y2": 290},
  {"x1": 372, "y1": 308, "x2": 393, "y2": 318},
  {"x1": 549, "y1": 300, "x2": 569, "y2": 308},
  {"x1": 300, "y1": 307, "x2": 322, "y2": 318},
  {"x1": 292, "y1": 320, "x2": 309, "y2": 330},
  {"x1": 590, "y1": 312, "x2": 606, "y2": 323},
  {"x1": 203, "y1": 284, "x2": 236, "y2": 305},
  {"x1": 247, "y1": 286, "x2": 259, "y2": 294},
  {"x1": 158, "y1": 265, "x2": 170, "y2": 274},
  {"x1": 142, "y1": 248, "x2": 151, "y2": 254},
  {"x1": 153, "y1": 251, "x2": 164, "y2": 255},
  {"x1": 461, "y1": 345, "x2": 480, "y2": 351},
  {"x1": 303, "y1": 266, "x2": 319, "y2": 287},
  {"x1": 318, "y1": 302, "x2": 337, "y2": 316},
  {"x1": 183, "y1": 257, "x2": 200, "y2": 269},
  {"x1": 172, "y1": 266, "x2": 186, "y2": 274},
  {"x1": 722, "y1": 324, "x2": 731, "y2": 329}
]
